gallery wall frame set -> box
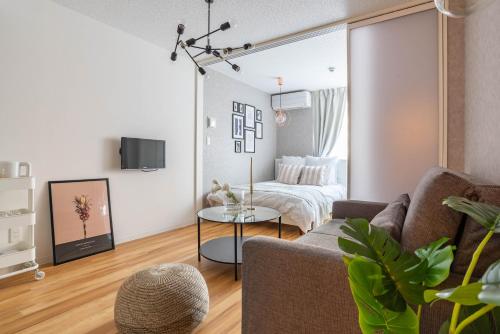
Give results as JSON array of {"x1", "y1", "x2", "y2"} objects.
[
  {"x1": 232, "y1": 101, "x2": 263, "y2": 154},
  {"x1": 48, "y1": 178, "x2": 114, "y2": 265}
]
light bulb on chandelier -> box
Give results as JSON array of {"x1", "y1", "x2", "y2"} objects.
[{"x1": 274, "y1": 77, "x2": 288, "y2": 127}]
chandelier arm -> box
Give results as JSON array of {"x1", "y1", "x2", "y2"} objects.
[
  {"x1": 207, "y1": 0, "x2": 211, "y2": 46},
  {"x1": 193, "y1": 50, "x2": 206, "y2": 58},
  {"x1": 189, "y1": 45, "x2": 207, "y2": 50},
  {"x1": 183, "y1": 46, "x2": 203, "y2": 69},
  {"x1": 173, "y1": 35, "x2": 181, "y2": 54},
  {"x1": 192, "y1": 27, "x2": 223, "y2": 43}
]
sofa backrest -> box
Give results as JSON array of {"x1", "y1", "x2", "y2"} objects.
[{"x1": 400, "y1": 167, "x2": 477, "y2": 251}]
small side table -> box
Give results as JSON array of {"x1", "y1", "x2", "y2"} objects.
[{"x1": 197, "y1": 206, "x2": 282, "y2": 280}]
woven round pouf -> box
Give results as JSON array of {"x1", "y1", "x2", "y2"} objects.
[{"x1": 114, "y1": 263, "x2": 209, "y2": 334}]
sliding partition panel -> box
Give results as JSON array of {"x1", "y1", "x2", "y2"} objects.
[{"x1": 349, "y1": 9, "x2": 440, "y2": 202}]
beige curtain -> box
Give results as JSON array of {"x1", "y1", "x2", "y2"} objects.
[{"x1": 312, "y1": 87, "x2": 347, "y2": 157}]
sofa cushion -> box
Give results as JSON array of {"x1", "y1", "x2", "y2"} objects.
[
  {"x1": 310, "y1": 219, "x2": 345, "y2": 236},
  {"x1": 453, "y1": 185, "x2": 500, "y2": 276},
  {"x1": 370, "y1": 194, "x2": 410, "y2": 241},
  {"x1": 401, "y1": 167, "x2": 473, "y2": 251},
  {"x1": 297, "y1": 220, "x2": 346, "y2": 251}
]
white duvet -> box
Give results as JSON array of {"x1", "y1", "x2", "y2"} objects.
[{"x1": 207, "y1": 181, "x2": 346, "y2": 232}]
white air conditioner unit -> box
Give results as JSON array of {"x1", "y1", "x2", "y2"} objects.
[{"x1": 271, "y1": 90, "x2": 311, "y2": 111}]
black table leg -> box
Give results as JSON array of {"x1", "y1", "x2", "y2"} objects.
[
  {"x1": 240, "y1": 223, "x2": 243, "y2": 238},
  {"x1": 234, "y1": 223, "x2": 238, "y2": 281},
  {"x1": 197, "y1": 216, "x2": 201, "y2": 262},
  {"x1": 278, "y1": 216, "x2": 282, "y2": 239}
]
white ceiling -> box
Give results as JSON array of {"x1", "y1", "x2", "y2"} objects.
[
  {"x1": 53, "y1": 0, "x2": 411, "y2": 51},
  {"x1": 208, "y1": 29, "x2": 347, "y2": 94}
]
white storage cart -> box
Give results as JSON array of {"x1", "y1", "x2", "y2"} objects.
[{"x1": 0, "y1": 176, "x2": 44, "y2": 280}]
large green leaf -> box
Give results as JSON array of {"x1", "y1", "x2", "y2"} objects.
[
  {"x1": 479, "y1": 260, "x2": 500, "y2": 305},
  {"x1": 347, "y1": 257, "x2": 419, "y2": 334},
  {"x1": 443, "y1": 196, "x2": 500, "y2": 232},
  {"x1": 415, "y1": 237, "x2": 455, "y2": 287},
  {"x1": 425, "y1": 261, "x2": 500, "y2": 307},
  {"x1": 339, "y1": 218, "x2": 427, "y2": 311},
  {"x1": 424, "y1": 282, "x2": 482, "y2": 305}
]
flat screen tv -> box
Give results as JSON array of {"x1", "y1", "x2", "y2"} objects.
[{"x1": 120, "y1": 137, "x2": 165, "y2": 170}]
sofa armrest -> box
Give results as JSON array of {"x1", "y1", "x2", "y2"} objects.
[
  {"x1": 332, "y1": 200, "x2": 388, "y2": 220},
  {"x1": 242, "y1": 236, "x2": 359, "y2": 334}
]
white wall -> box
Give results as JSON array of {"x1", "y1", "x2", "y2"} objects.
[
  {"x1": 276, "y1": 107, "x2": 314, "y2": 158},
  {"x1": 464, "y1": 0, "x2": 500, "y2": 184},
  {"x1": 349, "y1": 10, "x2": 439, "y2": 202},
  {"x1": 203, "y1": 69, "x2": 277, "y2": 199},
  {"x1": 0, "y1": 0, "x2": 196, "y2": 264}
]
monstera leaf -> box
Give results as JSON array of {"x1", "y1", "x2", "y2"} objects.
[
  {"x1": 443, "y1": 196, "x2": 500, "y2": 232},
  {"x1": 425, "y1": 260, "x2": 500, "y2": 306},
  {"x1": 479, "y1": 260, "x2": 500, "y2": 305},
  {"x1": 339, "y1": 218, "x2": 427, "y2": 311},
  {"x1": 415, "y1": 237, "x2": 455, "y2": 287},
  {"x1": 347, "y1": 257, "x2": 419, "y2": 334}
]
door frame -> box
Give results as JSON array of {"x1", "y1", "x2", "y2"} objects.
[{"x1": 193, "y1": 0, "x2": 446, "y2": 209}]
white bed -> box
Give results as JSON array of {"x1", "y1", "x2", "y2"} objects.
[{"x1": 207, "y1": 158, "x2": 347, "y2": 232}]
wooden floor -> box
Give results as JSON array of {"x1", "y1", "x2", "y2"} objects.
[{"x1": 0, "y1": 222, "x2": 300, "y2": 334}]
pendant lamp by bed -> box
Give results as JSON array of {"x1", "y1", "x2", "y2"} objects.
[{"x1": 274, "y1": 77, "x2": 288, "y2": 127}]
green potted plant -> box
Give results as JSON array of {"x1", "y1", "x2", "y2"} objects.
[{"x1": 338, "y1": 196, "x2": 500, "y2": 333}]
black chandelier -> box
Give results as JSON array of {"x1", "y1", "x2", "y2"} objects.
[{"x1": 170, "y1": 0, "x2": 253, "y2": 75}]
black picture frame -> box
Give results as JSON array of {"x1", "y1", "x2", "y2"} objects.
[
  {"x1": 256, "y1": 110, "x2": 263, "y2": 122},
  {"x1": 235, "y1": 141, "x2": 242, "y2": 153},
  {"x1": 244, "y1": 128, "x2": 255, "y2": 153},
  {"x1": 48, "y1": 178, "x2": 115, "y2": 265},
  {"x1": 244, "y1": 104, "x2": 256, "y2": 129},
  {"x1": 256, "y1": 122, "x2": 263, "y2": 139},
  {"x1": 233, "y1": 101, "x2": 239, "y2": 113},
  {"x1": 232, "y1": 114, "x2": 244, "y2": 139},
  {"x1": 238, "y1": 103, "x2": 245, "y2": 114}
]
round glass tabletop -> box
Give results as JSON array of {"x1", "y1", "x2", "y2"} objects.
[{"x1": 197, "y1": 206, "x2": 281, "y2": 224}]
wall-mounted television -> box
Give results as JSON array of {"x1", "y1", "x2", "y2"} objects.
[{"x1": 120, "y1": 137, "x2": 165, "y2": 170}]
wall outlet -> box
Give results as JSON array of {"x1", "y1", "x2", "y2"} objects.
[{"x1": 8, "y1": 228, "x2": 20, "y2": 243}]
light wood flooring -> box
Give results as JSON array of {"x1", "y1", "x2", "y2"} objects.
[{"x1": 0, "y1": 222, "x2": 301, "y2": 334}]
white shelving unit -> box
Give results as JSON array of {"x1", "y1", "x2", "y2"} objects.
[{"x1": 0, "y1": 176, "x2": 44, "y2": 280}]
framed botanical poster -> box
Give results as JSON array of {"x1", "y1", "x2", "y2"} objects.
[
  {"x1": 232, "y1": 114, "x2": 244, "y2": 139},
  {"x1": 238, "y1": 103, "x2": 245, "y2": 114},
  {"x1": 244, "y1": 104, "x2": 255, "y2": 129},
  {"x1": 244, "y1": 128, "x2": 255, "y2": 153},
  {"x1": 235, "y1": 141, "x2": 242, "y2": 153},
  {"x1": 48, "y1": 178, "x2": 114, "y2": 265},
  {"x1": 256, "y1": 110, "x2": 263, "y2": 122},
  {"x1": 256, "y1": 122, "x2": 263, "y2": 139},
  {"x1": 232, "y1": 101, "x2": 239, "y2": 113}
]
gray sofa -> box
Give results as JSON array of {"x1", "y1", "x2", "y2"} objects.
[{"x1": 242, "y1": 167, "x2": 500, "y2": 333}]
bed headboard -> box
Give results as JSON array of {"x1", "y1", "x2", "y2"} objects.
[{"x1": 275, "y1": 158, "x2": 347, "y2": 187}]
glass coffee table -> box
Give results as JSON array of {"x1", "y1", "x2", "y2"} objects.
[{"x1": 197, "y1": 206, "x2": 282, "y2": 280}]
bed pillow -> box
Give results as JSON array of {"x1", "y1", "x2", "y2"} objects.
[
  {"x1": 299, "y1": 166, "x2": 328, "y2": 186},
  {"x1": 282, "y1": 156, "x2": 306, "y2": 166},
  {"x1": 277, "y1": 164, "x2": 303, "y2": 185},
  {"x1": 305, "y1": 156, "x2": 337, "y2": 184}
]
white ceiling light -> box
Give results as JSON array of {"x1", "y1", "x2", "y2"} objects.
[{"x1": 434, "y1": 0, "x2": 491, "y2": 18}]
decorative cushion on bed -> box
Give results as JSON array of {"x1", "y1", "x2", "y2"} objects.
[
  {"x1": 305, "y1": 156, "x2": 337, "y2": 185},
  {"x1": 282, "y1": 156, "x2": 306, "y2": 166},
  {"x1": 370, "y1": 194, "x2": 410, "y2": 241},
  {"x1": 277, "y1": 164, "x2": 303, "y2": 185},
  {"x1": 299, "y1": 166, "x2": 328, "y2": 186}
]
